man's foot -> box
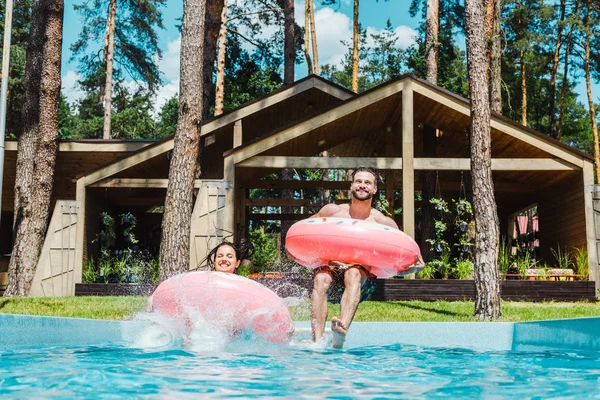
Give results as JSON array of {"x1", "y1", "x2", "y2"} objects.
[{"x1": 331, "y1": 317, "x2": 347, "y2": 349}]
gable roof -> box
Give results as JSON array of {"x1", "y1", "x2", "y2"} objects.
[
  {"x1": 79, "y1": 75, "x2": 354, "y2": 185},
  {"x1": 225, "y1": 74, "x2": 592, "y2": 169}
]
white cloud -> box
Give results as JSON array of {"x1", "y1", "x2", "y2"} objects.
[
  {"x1": 159, "y1": 36, "x2": 181, "y2": 83},
  {"x1": 296, "y1": 6, "x2": 416, "y2": 70},
  {"x1": 154, "y1": 79, "x2": 179, "y2": 114},
  {"x1": 61, "y1": 70, "x2": 85, "y2": 106},
  {"x1": 311, "y1": 7, "x2": 353, "y2": 67}
]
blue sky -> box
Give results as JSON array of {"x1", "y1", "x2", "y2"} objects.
[{"x1": 60, "y1": 0, "x2": 598, "y2": 113}]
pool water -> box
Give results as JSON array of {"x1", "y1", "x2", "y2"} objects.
[{"x1": 2, "y1": 340, "x2": 600, "y2": 398}]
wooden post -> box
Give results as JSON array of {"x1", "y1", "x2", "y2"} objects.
[
  {"x1": 74, "y1": 178, "x2": 86, "y2": 294},
  {"x1": 233, "y1": 119, "x2": 242, "y2": 148},
  {"x1": 402, "y1": 82, "x2": 415, "y2": 238},
  {"x1": 385, "y1": 127, "x2": 395, "y2": 218},
  {"x1": 585, "y1": 163, "x2": 599, "y2": 296},
  {"x1": 224, "y1": 156, "x2": 235, "y2": 241},
  {"x1": 507, "y1": 212, "x2": 516, "y2": 255}
]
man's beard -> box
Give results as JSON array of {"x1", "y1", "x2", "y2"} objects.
[{"x1": 351, "y1": 189, "x2": 373, "y2": 201}]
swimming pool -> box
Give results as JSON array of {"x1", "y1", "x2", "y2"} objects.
[{"x1": 2, "y1": 314, "x2": 600, "y2": 397}]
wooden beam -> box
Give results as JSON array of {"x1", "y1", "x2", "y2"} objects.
[
  {"x1": 238, "y1": 156, "x2": 403, "y2": 169},
  {"x1": 246, "y1": 198, "x2": 313, "y2": 207},
  {"x1": 231, "y1": 81, "x2": 405, "y2": 164},
  {"x1": 248, "y1": 213, "x2": 313, "y2": 221},
  {"x1": 239, "y1": 156, "x2": 577, "y2": 172},
  {"x1": 242, "y1": 179, "x2": 350, "y2": 190},
  {"x1": 90, "y1": 178, "x2": 205, "y2": 188},
  {"x1": 402, "y1": 82, "x2": 415, "y2": 238},
  {"x1": 4, "y1": 141, "x2": 154, "y2": 152},
  {"x1": 414, "y1": 158, "x2": 577, "y2": 171}
]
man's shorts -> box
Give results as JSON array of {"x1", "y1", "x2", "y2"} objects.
[{"x1": 314, "y1": 265, "x2": 377, "y2": 304}]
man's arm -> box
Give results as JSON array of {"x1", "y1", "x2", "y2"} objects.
[
  {"x1": 310, "y1": 203, "x2": 341, "y2": 218},
  {"x1": 373, "y1": 212, "x2": 399, "y2": 230}
]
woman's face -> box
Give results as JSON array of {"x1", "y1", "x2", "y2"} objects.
[{"x1": 214, "y1": 245, "x2": 240, "y2": 274}]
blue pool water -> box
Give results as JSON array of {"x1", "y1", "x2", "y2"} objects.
[
  {"x1": 2, "y1": 341, "x2": 600, "y2": 397},
  {"x1": 2, "y1": 314, "x2": 600, "y2": 398}
]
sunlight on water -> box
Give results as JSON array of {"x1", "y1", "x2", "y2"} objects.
[{"x1": 2, "y1": 339, "x2": 600, "y2": 398}]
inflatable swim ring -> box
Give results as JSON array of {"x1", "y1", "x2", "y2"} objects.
[
  {"x1": 151, "y1": 271, "x2": 294, "y2": 344},
  {"x1": 285, "y1": 217, "x2": 423, "y2": 278}
]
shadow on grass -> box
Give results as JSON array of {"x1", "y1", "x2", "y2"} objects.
[
  {"x1": 0, "y1": 299, "x2": 13, "y2": 310},
  {"x1": 388, "y1": 301, "x2": 469, "y2": 317}
]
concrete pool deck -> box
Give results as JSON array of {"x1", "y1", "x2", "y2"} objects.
[{"x1": 1, "y1": 313, "x2": 599, "y2": 351}]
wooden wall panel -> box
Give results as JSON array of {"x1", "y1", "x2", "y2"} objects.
[{"x1": 538, "y1": 172, "x2": 586, "y2": 263}]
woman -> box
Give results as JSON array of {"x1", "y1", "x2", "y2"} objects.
[
  {"x1": 205, "y1": 240, "x2": 252, "y2": 274},
  {"x1": 146, "y1": 240, "x2": 252, "y2": 311}
]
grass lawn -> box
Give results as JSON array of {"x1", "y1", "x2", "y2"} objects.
[{"x1": 0, "y1": 296, "x2": 599, "y2": 322}]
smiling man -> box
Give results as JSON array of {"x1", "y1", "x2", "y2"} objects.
[{"x1": 308, "y1": 167, "x2": 399, "y2": 348}]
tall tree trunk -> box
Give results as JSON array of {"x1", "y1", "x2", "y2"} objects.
[
  {"x1": 557, "y1": 3, "x2": 578, "y2": 140},
  {"x1": 203, "y1": 0, "x2": 225, "y2": 119},
  {"x1": 421, "y1": 0, "x2": 439, "y2": 263},
  {"x1": 214, "y1": 0, "x2": 227, "y2": 116},
  {"x1": 351, "y1": 0, "x2": 359, "y2": 92},
  {"x1": 583, "y1": 1, "x2": 600, "y2": 179},
  {"x1": 548, "y1": 0, "x2": 566, "y2": 137},
  {"x1": 98, "y1": 11, "x2": 112, "y2": 106},
  {"x1": 5, "y1": 0, "x2": 64, "y2": 297},
  {"x1": 557, "y1": 36, "x2": 572, "y2": 140},
  {"x1": 425, "y1": 0, "x2": 439, "y2": 83},
  {"x1": 283, "y1": 0, "x2": 294, "y2": 85},
  {"x1": 487, "y1": 0, "x2": 502, "y2": 113},
  {"x1": 520, "y1": 46, "x2": 527, "y2": 126},
  {"x1": 465, "y1": 0, "x2": 501, "y2": 320},
  {"x1": 102, "y1": 0, "x2": 116, "y2": 139},
  {"x1": 309, "y1": 0, "x2": 319, "y2": 75},
  {"x1": 160, "y1": 0, "x2": 206, "y2": 279},
  {"x1": 303, "y1": 0, "x2": 313, "y2": 75}
]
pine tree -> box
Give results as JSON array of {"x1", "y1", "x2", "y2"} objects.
[
  {"x1": 159, "y1": 0, "x2": 205, "y2": 279},
  {"x1": 465, "y1": 0, "x2": 501, "y2": 320},
  {"x1": 70, "y1": 0, "x2": 165, "y2": 138},
  {"x1": 6, "y1": 0, "x2": 64, "y2": 296}
]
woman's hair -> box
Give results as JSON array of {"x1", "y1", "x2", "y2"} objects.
[{"x1": 203, "y1": 239, "x2": 254, "y2": 272}]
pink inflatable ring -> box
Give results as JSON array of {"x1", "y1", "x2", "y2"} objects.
[
  {"x1": 151, "y1": 271, "x2": 294, "y2": 344},
  {"x1": 286, "y1": 217, "x2": 423, "y2": 278}
]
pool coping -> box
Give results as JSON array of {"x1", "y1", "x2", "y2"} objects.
[{"x1": 2, "y1": 313, "x2": 599, "y2": 352}]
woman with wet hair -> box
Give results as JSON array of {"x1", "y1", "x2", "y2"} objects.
[
  {"x1": 204, "y1": 239, "x2": 253, "y2": 274},
  {"x1": 146, "y1": 239, "x2": 253, "y2": 311}
]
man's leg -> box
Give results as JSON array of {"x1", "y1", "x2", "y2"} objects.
[
  {"x1": 331, "y1": 266, "x2": 366, "y2": 349},
  {"x1": 310, "y1": 269, "x2": 333, "y2": 342}
]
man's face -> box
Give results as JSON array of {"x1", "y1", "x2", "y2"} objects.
[{"x1": 350, "y1": 171, "x2": 377, "y2": 201}]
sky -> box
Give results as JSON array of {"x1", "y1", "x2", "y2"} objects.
[{"x1": 60, "y1": 0, "x2": 599, "y2": 114}]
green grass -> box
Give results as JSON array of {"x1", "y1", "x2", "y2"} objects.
[
  {"x1": 1, "y1": 296, "x2": 599, "y2": 322},
  {"x1": 0, "y1": 296, "x2": 147, "y2": 320}
]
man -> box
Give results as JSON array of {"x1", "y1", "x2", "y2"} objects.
[{"x1": 309, "y1": 167, "x2": 399, "y2": 348}]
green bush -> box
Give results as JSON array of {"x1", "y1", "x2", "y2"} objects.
[
  {"x1": 249, "y1": 227, "x2": 278, "y2": 272},
  {"x1": 453, "y1": 259, "x2": 474, "y2": 280}
]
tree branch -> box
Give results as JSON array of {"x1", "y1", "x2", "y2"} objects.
[
  {"x1": 227, "y1": 28, "x2": 269, "y2": 51},
  {"x1": 228, "y1": 8, "x2": 282, "y2": 23}
]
